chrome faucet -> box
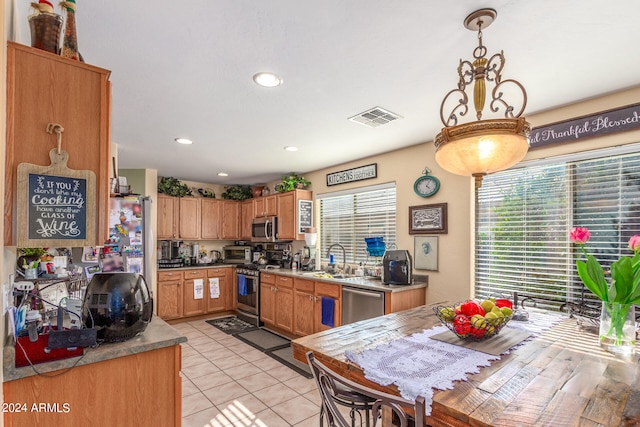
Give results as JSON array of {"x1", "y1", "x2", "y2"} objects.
[{"x1": 326, "y1": 243, "x2": 346, "y2": 275}]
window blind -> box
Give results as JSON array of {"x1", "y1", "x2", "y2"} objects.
[
  {"x1": 319, "y1": 185, "x2": 396, "y2": 265},
  {"x1": 475, "y1": 147, "x2": 640, "y2": 310}
]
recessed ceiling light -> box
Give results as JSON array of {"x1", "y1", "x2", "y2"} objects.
[
  {"x1": 284, "y1": 146, "x2": 298, "y2": 152},
  {"x1": 217, "y1": 172, "x2": 229, "y2": 177},
  {"x1": 253, "y1": 72, "x2": 283, "y2": 88},
  {"x1": 175, "y1": 138, "x2": 193, "y2": 145}
]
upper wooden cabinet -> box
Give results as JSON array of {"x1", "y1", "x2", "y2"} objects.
[
  {"x1": 220, "y1": 200, "x2": 240, "y2": 240},
  {"x1": 4, "y1": 42, "x2": 111, "y2": 245},
  {"x1": 201, "y1": 198, "x2": 221, "y2": 240},
  {"x1": 157, "y1": 194, "x2": 179, "y2": 239},
  {"x1": 240, "y1": 199, "x2": 254, "y2": 240},
  {"x1": 179, "y1": 197, "x2": 201, "y2": 240},
  {"x1": 255, "y1": 195, "x2": 277, "y2": 217},
  {"x1": 277, "y1": 189, "x2": 312, "y2": 241}
]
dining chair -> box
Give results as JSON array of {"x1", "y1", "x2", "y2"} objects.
[{"x1": 306, "y1": 351, "x2": 426, "y2": 427}]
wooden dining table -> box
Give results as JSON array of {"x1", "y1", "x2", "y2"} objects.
[{"x1": 291, "y1": 303, "x2": 640, "y2": 427}]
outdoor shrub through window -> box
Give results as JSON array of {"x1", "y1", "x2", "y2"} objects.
[{"x1": 475, "y1": 144, "x2": 640, "y2": 310}]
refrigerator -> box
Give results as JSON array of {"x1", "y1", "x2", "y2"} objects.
[{"x1": 104, "y1": 196, "x2": 153, "y2": 278}]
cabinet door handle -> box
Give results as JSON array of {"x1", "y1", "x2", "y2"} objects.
[{"x1": 309, "y1": 295, "x2": 313, "y2": 301}]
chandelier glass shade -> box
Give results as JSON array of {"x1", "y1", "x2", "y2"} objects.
[{"x1": 434, "y1": 9, "x2": 530, "y2": 187}]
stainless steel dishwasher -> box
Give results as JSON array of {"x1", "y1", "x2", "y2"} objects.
[{"x1": 342, "y1": 286, "x2": 385, "y2": 325}]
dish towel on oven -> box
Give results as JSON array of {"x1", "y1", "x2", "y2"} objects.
[
  {"x1": 321, "y1": 297, "x2": 335, "y2": 327},
  {"x1": 238, "y1": 274, "x2": 248, "y2": 296}
]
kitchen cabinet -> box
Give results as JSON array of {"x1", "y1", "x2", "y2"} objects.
[
  {"x1": 183, "y1": 269, "x2": 206, "y2": 316},
  {"x1": 293, "y1": 278, "x2": 341, "y2": 336},
  {"x1": 240, "y1": 199, "x2": 254, "y2": 240},
  {"x1": 260, "y1": 272, "x2": 293, "y2": 332},
  {"x1": 201, "y1": 198, "x2": 221, "y2": 239},
  {"x1": 157, "y1": 270, "x2": 183, "y2": 320},
  {"x1": 3, "y1": 342, "x2": 182, "y2": 427},
  {"x1": 255, "y1": 195, "x2": 277, "y2": 217},
  {"x1": 4, "y1": 42, "x2": 111, "y2": 245},
  {"x1": 293, "y1": 278, "x2": 316, "y2": 336},
  {"x1": 157, "y1": 194, "x2": 179, "y2": 239},
  {"x1": 274, "y1": 275, "x2": 294, "y2": 333},
  {"x1": 221, "y1": 200, "x2": 240, "y2": 239},
  {"x1": 277, "y1": 189, "x2": 312, "y2": 240},
  {"x1": 207, "y1": 267, "x2": 232, "y2": 313},
  {"x1": 314, "y1": 281, "x2": 341, "y2": 332},
  {"x1": 260, "y1": 273, "x2": 276, "y2": 325},
  {"x1": 179, "y1": 197, "x2": 201, "y2": 240}
]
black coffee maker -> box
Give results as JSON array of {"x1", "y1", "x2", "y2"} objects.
[{"x1": 382, "y1": 250, "x2": 413, "y2": 285}]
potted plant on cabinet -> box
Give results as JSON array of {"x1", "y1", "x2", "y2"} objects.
[
  {"x1": 275, "y1": 173, "x2": 311, "y2": 192},
  {"x1": 157, "y1": 177, "x2": 193, "y2": 197}
]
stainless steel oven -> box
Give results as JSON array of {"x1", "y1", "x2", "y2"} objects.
[{"x1": 236, "y1": 265, "x2": 260, "y2": 324}]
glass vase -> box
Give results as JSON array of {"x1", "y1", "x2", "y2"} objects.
[
  {"x1": 599, "y1": 302, "x2": 636, "y2": 355},
  {"x1": 28, "y1": 12, "x2": 63, "y2": 54}
]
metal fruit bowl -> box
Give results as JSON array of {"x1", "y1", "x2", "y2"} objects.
[{"x1": 433, "y1": 302, "x2": 513, "y2": 341}]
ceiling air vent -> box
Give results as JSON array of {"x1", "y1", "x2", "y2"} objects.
[{"x1": 348, "y1": 107, "x2": 403, "y2": 128}]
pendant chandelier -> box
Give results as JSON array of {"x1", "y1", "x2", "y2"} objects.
[{"x1": 434, "y1": 8, "x2": 530, "y2": 188}]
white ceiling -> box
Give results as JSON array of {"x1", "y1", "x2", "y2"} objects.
[{"x1": 12, "y1": 1, "x2": 640, "y2": 185}]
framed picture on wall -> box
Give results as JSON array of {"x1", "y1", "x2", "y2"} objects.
[
  {"x1": 409, "y1": 203, "x2": 447, "y2": 234},
  {"x1": 414, "y1": 236, "x2": 438, "y2": 271}
]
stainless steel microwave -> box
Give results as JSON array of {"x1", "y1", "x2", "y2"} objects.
[{"x1": 251, "y1": 216, "x2": 278, "y2": 242}]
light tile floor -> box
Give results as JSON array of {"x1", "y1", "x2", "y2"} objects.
[{"x1": 173, "y1": 317, "x2": 323, "y2": 427}]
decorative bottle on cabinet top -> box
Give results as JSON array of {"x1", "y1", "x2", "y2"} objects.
[
  {"x1": 60, "y1": 0, "x2": 79, "y2": 60},
  {"x1": 28, "y1": 0, "x2": 63, "y2": 54}
]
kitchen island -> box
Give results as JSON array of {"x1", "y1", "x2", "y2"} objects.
[
  {"x1": 292, "y1": 304, "x2": 640, "y2": 427},
  {"x1": 3, "y1": 317, "x2": 186, "y2": 427}
]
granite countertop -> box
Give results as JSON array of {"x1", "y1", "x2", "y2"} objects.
[
  {"x1": 3, "y1": 316, "x2": 187, "y2": 382},
  {"x1": 264, "y1": 268, "x2": 428, "y2": 293}
]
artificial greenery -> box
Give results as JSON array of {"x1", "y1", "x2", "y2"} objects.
[
  {"x1": 275, "y1": 173, "x2": 311, "y2": 192},
  {"x1": 157, "y1": 177, "x2": 193, "y2": 197},
  {"x1": 19, "y1": 248, "x2": 47, "y2": 257},
  {"x1": 221, "y1": 185, "x2": 253, "y2": 200}
]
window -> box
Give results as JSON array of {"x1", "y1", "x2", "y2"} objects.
[
  {"x1": 475, "y1": 145, "x2": 640, "y2": 310},
  {"x1": 318, "y1": 183, "x2": 396, "y2": 266}
]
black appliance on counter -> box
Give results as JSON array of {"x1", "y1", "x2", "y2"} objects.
[
  {"x1": 382, "y1": 250, "x2": 413, "y2": 285},
  {"x1": 82, "y1": 273, "x2": 153, "y2": 342},
  {"x1": 158, "y1": 240, "x2": 183, "y2": 268}
]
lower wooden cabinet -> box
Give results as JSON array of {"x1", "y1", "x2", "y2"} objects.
[
  {"x1": 313, "y1": 281, "x2": 341, "y2": 332},
  {"x1": 183, "y1": 269, "x2": 206, "y2": 317},
  {"x1": 207, "y1": 267, "x2": 232, "y2": 313},
  {"x1": 157, "y1": 267, "x2": 235, "y2": 320},
  {"x1": 260, "y1": 273, "x2": 294, "y2": 332},
  {"x1": 274, "y1": 276, "x2": 294, "y2": 333},
  {"x1": 157, "y1": 271, "x2": 183, "y2": 319},
  {"x1": 293, "y1": 279, "x2": 316, "y2": 336},
  {"x1": 293, "y1": 278, "x2": 341, "y2": 336}
]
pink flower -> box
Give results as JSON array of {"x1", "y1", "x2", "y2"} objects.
[
  {"x1": 628, "y1": 235, "x2": 640, "y2": 252},
  {"x1": 570, "y1": 227, "x2": 591, "y2": 245}
]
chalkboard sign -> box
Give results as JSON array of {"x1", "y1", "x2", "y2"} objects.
[
  {"x1": 530, "y1": 103, "x2": 640, "y2": 149},
  {"x1": 17, "y1": 149, "x2": 96, "y2": 247},
  {"x1": 27, "y1": 173, "x2": 87, "y2": 240},
  {"x1": 298, "y1": 200, "x2": 313, "y2": 233}
]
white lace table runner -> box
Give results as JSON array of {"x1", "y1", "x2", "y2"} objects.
[{"x1": 344, "y1": 310, "x2": 565, "y2": 416}]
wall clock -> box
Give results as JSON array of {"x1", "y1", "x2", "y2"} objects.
[{"x1": 413, "y1": 168, "x2": 440, "y2": 197}]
